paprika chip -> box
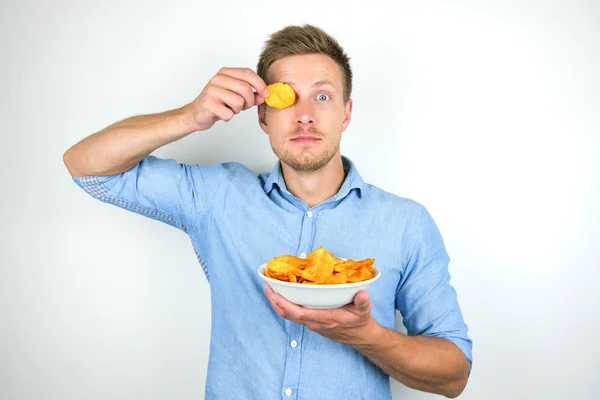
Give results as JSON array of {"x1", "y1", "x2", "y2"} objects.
[
  {"x1": 264, "y1": 246, "x2": 376, "y2": 285},
  {"x1": 264, "y1": 82, "x2": 296, "y2": 109}
]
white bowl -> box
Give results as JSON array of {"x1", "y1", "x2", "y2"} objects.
[{"x1": 257, "y1": 264, "x2": 381, "y2": 309}]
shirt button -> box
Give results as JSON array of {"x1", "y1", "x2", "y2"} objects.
[
  {"x1": 290, "y1": 340, "x2": 297, "y2": 348},
  {"x1": 299, "y1": 252, "x2": 306, "y2": 258},
  {"x1": 285, "y1": 388, "x2": 292, "y2": 396},
  {"x1": 306, "y1": 211, "x2": 313, "y2": 218}
]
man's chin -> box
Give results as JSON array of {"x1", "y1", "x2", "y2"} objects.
[
  {"x1": 281, "y1": 155, "x2": 332, "y2": 173},
  {"x1": 272, "y1": 145, "x2": 339, "y2": 173}
]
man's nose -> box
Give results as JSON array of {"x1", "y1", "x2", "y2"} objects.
[{"x1": 295, "y1": 99, "x2": 316, "y2": 125}]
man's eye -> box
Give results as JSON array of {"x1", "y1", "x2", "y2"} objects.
[{"x1": 317, "y1": 94, "x2": 330, "y2": 101}]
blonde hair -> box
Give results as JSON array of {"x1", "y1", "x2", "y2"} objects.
[{"x1": 257, "y1": 24, "x2": 352, "y2": 102}]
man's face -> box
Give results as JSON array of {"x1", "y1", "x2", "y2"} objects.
[{"x1": 259, "y1": 53, "x2": 352, "y2": 172}]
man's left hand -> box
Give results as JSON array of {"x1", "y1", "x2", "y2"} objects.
[{"x1": 264, "y1": 283, "x2": 380, "y2": 345}]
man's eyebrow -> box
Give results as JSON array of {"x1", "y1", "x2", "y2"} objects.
[
  {"x1": 283, "y1": 80, "x2": 337, "y2": 89},
  {"x1": 312, "y1": 80, "x2": 336, "y2": 88}
]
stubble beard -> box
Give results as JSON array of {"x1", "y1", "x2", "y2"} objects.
[{"x1": 273, "y1": 144, "x2": 339, "y2": 172}]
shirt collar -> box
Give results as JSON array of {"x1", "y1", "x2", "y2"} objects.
[{"x1": 263, "y1": 155, "x2": 365, "y2": 199}]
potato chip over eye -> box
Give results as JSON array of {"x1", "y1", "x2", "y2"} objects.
[{"x1": 264, "y1": 82, "x2": 296, "y2": 109}]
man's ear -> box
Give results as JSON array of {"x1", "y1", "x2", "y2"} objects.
[
  {"x1": 341, "y1": 99, "x2": 353, "y2": 132},
  {"x1": 258, "y1": 104, "x2": 269, "y2": 134}
]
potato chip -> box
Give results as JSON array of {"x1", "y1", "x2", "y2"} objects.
[
  {"x1": 347, "y1": 266, "x2": 374, "y2": 283},
  {"x1": 264, "y1": 82, "x2": 296, "y2": 109},
  {"x1": 264, "y1": 246, "x2": 377, "y2": 285},
  {"x1": 298, "y1": 258, "x2": 333, "y2": 283},
  {"x1": 266, "y1": 257, "x2": 309, "y2": 274},
  {"x1": 320, "y1": 270, "x2": 350, "y2": 284}
]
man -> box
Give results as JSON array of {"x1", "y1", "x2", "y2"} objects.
[{"x1": 64, "y1": 24, "x2": 472, "y2": 399}]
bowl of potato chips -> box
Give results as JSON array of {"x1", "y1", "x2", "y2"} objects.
[{"x1": 258, "y1": 246, "x2": 381, "y2": 309}]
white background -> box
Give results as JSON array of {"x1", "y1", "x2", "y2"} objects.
[{"x1": 1, "y1": 1, "x2": 598, "y2": 399}]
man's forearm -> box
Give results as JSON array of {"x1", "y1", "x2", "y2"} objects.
[
  {"x1": 351, "y1": 318, "x2": 471, "y2": 398},
  {"x1": 63, "y1": 105, "x2": 198, "y2": 177}
]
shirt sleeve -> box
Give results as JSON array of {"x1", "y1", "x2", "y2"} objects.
[
  {"x1": 71, "y1": 155, "x2": 226, "y2": 233},
  {"x1": 395, "y1": 204, "x2": 473, "y2": 364}
]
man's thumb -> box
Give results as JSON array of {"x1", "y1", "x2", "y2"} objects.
[{"x1": 354, "y1": 290, "x2": 370, "y2": 308}]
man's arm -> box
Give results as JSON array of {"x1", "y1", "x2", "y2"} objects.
[
  {"x1": 63, "y1": 68, "x2": 269, "y2": 177},
  {"x1": 264, "y1": 286, "x2": 470, "y2": 398},
  {"x1": 63, "y1": 107, "x2": 197, "y2": 177},
  {"x1": 351, "y1": 315, "x2": 470, "y2": 398}
]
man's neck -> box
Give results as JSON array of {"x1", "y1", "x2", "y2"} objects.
[{"x1": 280, "y1": 156, "x2": 346, "y2": 208}]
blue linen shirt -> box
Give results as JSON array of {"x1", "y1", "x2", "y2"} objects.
[{"x1": 73, "y1": 155, "x2": 472, "y2": 400}]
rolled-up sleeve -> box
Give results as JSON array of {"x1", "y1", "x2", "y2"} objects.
[
  {"x1": 395, "y1": 204, "x2": 473, "y2": 364},
  {"x1": 72, "y1": 156, "x2": 225, "y2": 233}
]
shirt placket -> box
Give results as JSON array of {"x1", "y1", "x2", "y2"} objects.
[{"x1": 280, "y1": 209, "x2": 316, "y2": 400}]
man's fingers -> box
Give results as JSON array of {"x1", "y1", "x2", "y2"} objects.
[
  {"x1": 189, "y1": 67, "x2": 269, "y2": 130},
  {"x1": 208, "y1": 87, "x2": 246, "y2": 114},
  {"x1": 265, "y1": 285, "x2": 289, "y2": 317},
  {"x1": 211, "y1": 74, "x2": 257, "y2": 109},
  {"x1": 264, "y1": 284, "x2": 307, "y2": 321},
  {"x1": 254, "y1": 92, "x2": 266, "y2": 106},
  {"x1": 209, "y1": 103, "x2": 235, "y2": 122},
  {"x1": 218, "y1": 67, "x2": 269, "y2": 98}
]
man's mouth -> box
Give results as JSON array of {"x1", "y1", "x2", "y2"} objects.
[{"x1": 291, "y1": 135, "x2": 321, "y2": 143}]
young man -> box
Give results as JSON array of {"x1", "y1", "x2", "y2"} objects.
[{"x1": 64, "y1": 25, "x2": 472, "y2": 399}]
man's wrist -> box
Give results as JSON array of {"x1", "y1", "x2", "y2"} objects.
[{"x1": 351, "y1": 317, "x2": 387, "y2": 348}]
